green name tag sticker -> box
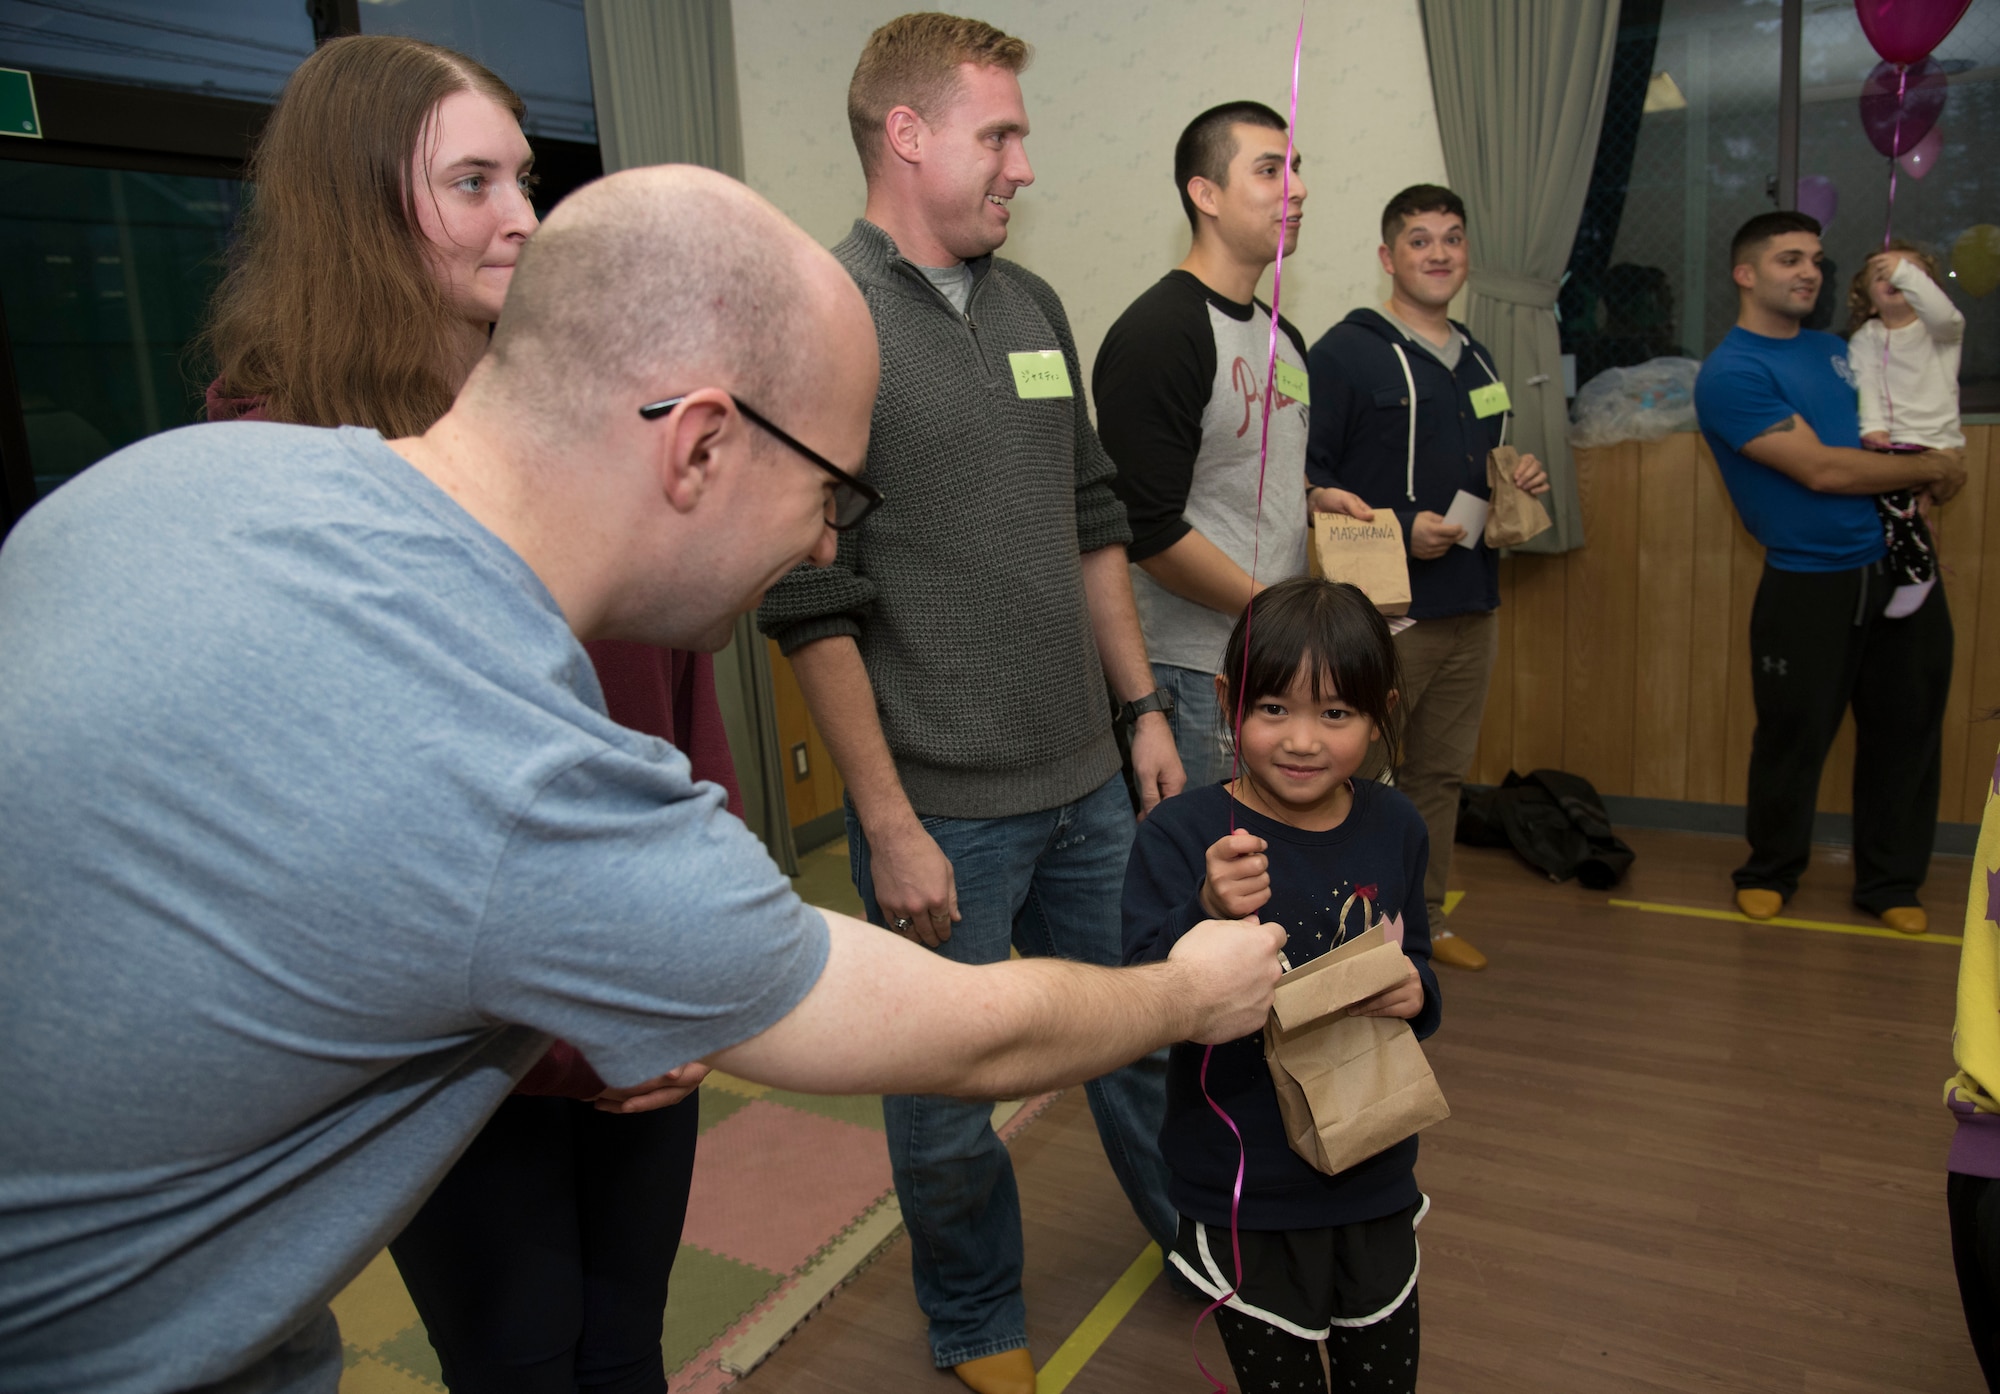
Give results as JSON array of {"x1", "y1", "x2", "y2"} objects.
[
  {"x1": 1009, "y1": 350, "x2": 1074, "y2": 399},
  {"x1": 1274, "y1": 360, "x2": 1311, "y2": 405},
  {"x1": 1470, "y1": 381, "x2": 1511, "y2": 418}
]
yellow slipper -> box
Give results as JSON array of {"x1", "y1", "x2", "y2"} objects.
[
  {"x1": 1430, "y1": 930, "x2": 1488, "y2": 971},
  {"x1": 1880, "y1": 906, "x2": 1928, "y2": 935},
  {"x1": 953, "y1": 1348, "x2": 1035, "y2": 1394},
  {"x1": 1734, "y1": 888, "x2": 1783, "y2": 921}
]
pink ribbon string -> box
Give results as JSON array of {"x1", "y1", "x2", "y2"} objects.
[
  {"x1": 1226, "y1": 11, "x2": 1305, "y2": 828},
  {"x1": 1194, "y1": 10, "x2": 1305, "y2": 1390},
  {"x1": 1191, "y1": 1040, "x2": 1251, "y2": 1391},
  {"x1": 1884, "y1": 64, "x2": 1907, "y2": 251},
  {"x1": 1878, "y1": 64, "x2": 1908, "y2": 442}
]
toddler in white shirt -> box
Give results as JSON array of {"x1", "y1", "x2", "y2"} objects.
[{"x1": 1847, "y1": 244, "x2": 1965, "y2": 618}]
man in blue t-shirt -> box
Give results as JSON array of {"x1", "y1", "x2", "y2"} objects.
[
  {"x1": 1694, "y1": 210, "x2": 1965, "y2": 932},
  {"x1": 0, "y1": 166, "x2": 1285, "y2": 1394}
]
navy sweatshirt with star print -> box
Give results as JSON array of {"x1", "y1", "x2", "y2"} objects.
[{"x1": 1122, "y1": 779, "x2": 1441, "y2": 1229}]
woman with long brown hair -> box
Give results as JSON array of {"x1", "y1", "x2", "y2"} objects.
[{"x1": 205, "y1": 35, "x2": 723, "y2": 1392}]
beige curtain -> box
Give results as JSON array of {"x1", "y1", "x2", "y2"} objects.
[
  {"x1": 583, "y1": 0, "x2": 797, "y2": 872},
  {"x1": 1419, "y1": 0, "x2": 1621, "y2": 553},
  {"x1": 584, "y1": 0, "x2": 743, "y2": 176}
]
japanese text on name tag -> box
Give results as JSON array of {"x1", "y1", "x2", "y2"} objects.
[{"x1": 1009, "y1": 350, "x2": 1073, "y2": 399}]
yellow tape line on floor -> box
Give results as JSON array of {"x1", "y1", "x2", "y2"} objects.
[
  {"x1": 1035, "y1": 1242, "x2": 1162, "y2": 1393},
  {"x1": 1609, "y1": 898, "x2": 1962, "y2": 946}
]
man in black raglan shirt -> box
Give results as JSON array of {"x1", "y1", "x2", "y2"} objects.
[
  {"x1": 1094, "y1": 101, "x2": 1370, "y2": 788},
  {"x1": 1305, "y1": 185, "x2": 1551, "y2": 973}
]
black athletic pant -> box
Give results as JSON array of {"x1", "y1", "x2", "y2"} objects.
[
  {"x1": 389, "y1": 1091, "x2": 701, "y2": 1393},
  {"x1": 1213, "y1": 1290, "x2": 1420, "y2": 1394},
  {"x1": 1736, "y1": 560, "x2": 1951, "y2": 912},
  {"x1": 1951, "y1": 1173, "x2": 2000, "y2": 1391}
]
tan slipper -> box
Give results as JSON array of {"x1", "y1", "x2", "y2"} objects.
[
  {"x1": 1735, "y1": 888, "x2": 1782, "y2": 920},
  {"x1": 1430, "y1": 930, "x2": 1488, "y2": 971},
  {"x1": 1880, "y1": 906, "x2": 1928, "y2": 935},
  {"x1": 953, "y1": 1348, "x2": 1035, "y2": 1394}
]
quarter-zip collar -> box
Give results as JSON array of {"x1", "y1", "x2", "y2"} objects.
[
  {"x1": 844, "y1": 218, "x2": 993, "y2": 368},
  {"x1": 845, "y1": 218, "x2": 993, "y2": 312}
]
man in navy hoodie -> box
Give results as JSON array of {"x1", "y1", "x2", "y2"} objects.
[{"x1": 1304, "y1": 184, "x2": 1550, "y2": 972}]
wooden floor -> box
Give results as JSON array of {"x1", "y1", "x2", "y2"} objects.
[{"x1": 745, "y1": 828, "x2": 1984, "y2": 1393}]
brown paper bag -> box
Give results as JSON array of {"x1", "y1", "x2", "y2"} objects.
[
  {"x1": 1306, "y1": 512, "x2": 1410, "y2": 616},
  {"x1": 1263, "y1": 900, "x2": 1450, "y2": 1176},
  {"x1": 1484, "y1": 445, "x2": 1553, "y2": 549}
]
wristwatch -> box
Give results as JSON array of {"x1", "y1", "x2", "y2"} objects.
[{"x1": 1116, "y1": 687, "x2": 1176, "y2": 727}]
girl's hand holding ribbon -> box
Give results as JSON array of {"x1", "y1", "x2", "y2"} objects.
[{"x1": 1201, "y1": 829, "x2": 1272, "y2": 920}]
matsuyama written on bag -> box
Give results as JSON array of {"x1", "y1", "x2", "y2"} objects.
[
  {"x1": 1484, "y1": 445, "x2": 1553, "y2": 549},
  {"x1": 1262, "y1": 895, "x2": 1450, "y2": 1176},
  {"x1": 1306, "y1": 512, "x2": 1411, "y2": 617}
]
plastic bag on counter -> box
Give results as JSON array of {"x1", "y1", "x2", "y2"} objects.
[{"x1": 1567, "y1": 357, "x2": 1702, "y2": 449}]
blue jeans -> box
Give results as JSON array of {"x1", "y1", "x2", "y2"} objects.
[
  {"x1": 1153, "y1": 661, "x2": 1233, "y2": 790},
  {"x1": 846, "y1": 774, "x2": 1175, "y2": 1367}
]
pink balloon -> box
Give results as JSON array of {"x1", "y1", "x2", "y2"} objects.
[
  {"x1": 1855, "y1": 0, "x2": 1972, "y2": 67},
  {"x1": 1859, "y1": 58, "x2": 1947, "y2": 158},
  {"x1": 1898, "y1": 124, "x2": 1944, "y2": 179},
  {"x1": 1797, "y1": 174, "x2": 1839, "y2": 230}
]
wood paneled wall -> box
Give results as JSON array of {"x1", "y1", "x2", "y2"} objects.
[
  {"x1": 1471, "y1": 425, "x2": 1998, "y2": 825},
  {"x1": 767, "y1": 639, "x2": 846, "y2": 831}
]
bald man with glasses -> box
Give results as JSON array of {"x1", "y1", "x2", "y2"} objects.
[{"x1": 0, "y1": 165, "x2": 1282, "y2": 1394}]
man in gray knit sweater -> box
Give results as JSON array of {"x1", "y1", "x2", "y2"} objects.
[{"x1": 757, "y1": 16, "x2": 1183, "y2": 1394}]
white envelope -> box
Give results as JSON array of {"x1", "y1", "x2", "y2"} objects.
[{"x1": 1443, "y1": 489, "x2": 1488, "y2": 550}]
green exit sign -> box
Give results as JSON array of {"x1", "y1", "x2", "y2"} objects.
[{"x1": 0, "y1": 68, "x2": 42, "y2": 140}]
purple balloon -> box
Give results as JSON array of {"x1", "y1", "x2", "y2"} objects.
[
  {"x1": 1797, "y1": 175, "x2": 1839, "y2": 230},
  {"x1": 1855, "y1": 0, "x2": 1972, "y2": 67},
  {"x1": 1859, "y1": 58, "x2": 1947, "y2": 158},
  {"x1": 1898, "y1": 124, "x2": 1944, "y2": 179}
]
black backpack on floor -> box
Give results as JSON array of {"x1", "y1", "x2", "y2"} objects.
[{"x1": 1456, "y1": 769, "x2": 1635, "y2": 890}]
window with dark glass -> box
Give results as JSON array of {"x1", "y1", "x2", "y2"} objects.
[
  {"x1": 358, "y1": 0, "x2": 595, "y2": 142},
  {"x1": 0, "y1": 0, "x2": 602, "y2": 533},
  {"x1": 0, "y1": 0, "x2": 316, "y2": 103},
  {"x1": 1801, "y1": 0, "x2": 2000, "y2": 411},
  {"x1": 1562, "y1": 0, "x2": 2000, "y2": 413},
  {"x1": 0, "y1": 162, "x2": 241, "y2": 499}
]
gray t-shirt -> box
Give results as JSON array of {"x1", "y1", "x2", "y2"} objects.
[
  {"x1": 1384, "y1": 305, "x2": 1464, "y2": 371},
  {"x1": 917, "y1": 260, "x2": 974, "y2": 314},
  {"x1": 0, "y1": 423, "x2": 829, "y2": 1393}
]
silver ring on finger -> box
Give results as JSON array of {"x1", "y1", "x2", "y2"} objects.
[{"x1": 893, "y1": 917, "x2": 913, "y2": 933}]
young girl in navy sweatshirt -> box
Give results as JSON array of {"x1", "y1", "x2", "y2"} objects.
[{"x1": 1123, "y1": 577, "x2": 1440, "y2": 1394}]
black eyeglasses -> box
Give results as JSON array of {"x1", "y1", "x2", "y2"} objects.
[{"x1": 638, "y1": 393, "x2": 883, "y2": 531}]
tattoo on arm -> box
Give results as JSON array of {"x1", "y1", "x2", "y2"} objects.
[{"x1": 1752, "y1": 417, "x2": 1798, "y2": 440}]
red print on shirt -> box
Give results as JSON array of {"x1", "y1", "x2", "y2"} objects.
[
  {"x1": 1230, "y1": 355, "x2": 1305, "y2": 439},
  {"x1": 1231, "y1": 356, "x2": 1260, "y2": 438}
]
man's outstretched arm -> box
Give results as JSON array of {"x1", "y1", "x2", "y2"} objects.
[{"x1": 709, "y1": 908, "x2": 1285, "y2": 1099}]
